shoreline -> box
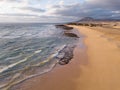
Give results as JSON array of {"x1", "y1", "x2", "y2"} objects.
[
  {"x1": 0, "y1": 24, "x2": 80, "y2": 90},
  {"x1": 12, "y1": 26, "x2": 87, "y2": 90},
  {"x1": 13, "y1": 25, "x2": 120, "y2": 90}
]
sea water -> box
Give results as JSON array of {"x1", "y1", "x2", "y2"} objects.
[{"x1": 0, "y1": 23, "x2": 78, "y2": 90}]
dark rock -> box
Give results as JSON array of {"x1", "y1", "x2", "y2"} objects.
[
  {"x1": 56, "y1": 46, "x2": 75, "y2": 65},
  {"x1": 63, "y1": 27, "x2": 73, "y2": 30},
  {"x1": 56, "y1": 45, "x2": 75, "y2": 65},
  {"x1": 59, "y1": 59, "x2": 70, "y2": 65},
  {"x1": 67, "y1": 23, "x2": 78, "y2": 25},
  {"x1": 64, "y1": 32, "x2": 79, "y2": 38},
  {"x1": 55, "y1": 25, "x2": 73, "y2": 30},
  {"x1": 56, "y1": 25, "x2": 65, "y2": 27}
]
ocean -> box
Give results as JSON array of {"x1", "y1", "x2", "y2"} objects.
[{"x1": 0, "y1": 23, "x2": 78, "y2": 90}]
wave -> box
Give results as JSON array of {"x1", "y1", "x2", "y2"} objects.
[
  {"x1": 0, "y1": 45, "x2": 67, "y2": 90},
  {"x1": 0, "y1": 23, "x2": 78, "y2": 90},
  {"x1": 0, "y1": 49, "x2": 42, "y2": 74}
]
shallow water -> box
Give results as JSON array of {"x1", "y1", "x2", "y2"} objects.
[{"x1": 0, "y1": 23, "x2": 78, "y2": 90}]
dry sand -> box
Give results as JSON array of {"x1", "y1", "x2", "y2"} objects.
[
  {"x1": 88, "y1": 25, "x2": 120, "y2": 47},
  {"x1": 72, "y1": 26, "x2": 120, "y2": 90},
  {"x1": 16, "y1": 25, "x2": 120, "y2": 90}
]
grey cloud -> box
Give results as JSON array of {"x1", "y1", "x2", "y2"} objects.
[
  {"x1": 0, "y1": 0, "x2": 120, "y2": 22},
  {"x1": 21, "y1": 7, "x2": 45, "y2": 12},
  {"x1": 52, "y1": 4, "x2": 82, "y2": 17},
  {"x1": 86, "y1": 0, "x2": 120, "y2": 10},
  {"x1": 48, "y1": 0, "x2": 120, "y2": 20}
]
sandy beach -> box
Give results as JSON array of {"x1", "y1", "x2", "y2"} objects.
[
  {"x1": 0, "y1": 0, "x2": 120, "y2": 90},
  {"x1": 71, "y1": 25, "x2": 120, "y2": 90},
  {"x1": 16, "y1": 25, "x2": 120, "y2": 90}
]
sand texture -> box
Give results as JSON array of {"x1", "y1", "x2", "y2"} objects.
[{"x1": 72, "y1": 26, "x2": 120, "y2": 90}]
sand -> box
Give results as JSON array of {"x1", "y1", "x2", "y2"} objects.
[
  {"x1": 88, "y1": 25, "x2": 120, "y2": 47},
  {"x1": 72, "y1": 26, "x2": 120, "y2": 90},
  {"x1": 15, "y1": 25, "x2": 120, "y2": 90}
]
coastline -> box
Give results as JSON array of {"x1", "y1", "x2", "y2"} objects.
[
  {"x1": 13, "y1": 26, "x2": 88, "y2": 90},
  {"x1": 12, "y1": 26, "x2": 87, "y2": 90},
  {"x1": 13, "y1": 25, "x2": 120, "y2": 90}
]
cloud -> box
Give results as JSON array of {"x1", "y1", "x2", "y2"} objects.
[
  {"x1": 20, "y1": 7, "x2": 45, "y2": 12},
  {"x1": 86, "y1": 0, "x2": 120, "y2": 10},
  {"x1": 0, "y1": 0, "x2": 120, "y2": 22},
  {"x1": 0, "y1": 13, "x2": 37, "y2": 17},
  {"x1": 45, "y1": 0, "x2": 120, "y2": 20},
  {"x1": 0, "y1": 0, "x2": 21, "y2": 2}
]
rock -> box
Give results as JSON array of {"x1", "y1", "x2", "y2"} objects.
[
  {"x1": 59, "y1": 59, "x2": 70, "y2": 65},
  {"x1": 56, "y1": 53, "x2": 65, "y2": 59},
  {"x1": 57, "y1": 45, "x2": 75, "y2": 65},
  {"x1": 56, "y1": 25, "x2": 79, "y2": 38},
  {"x1": 67, "y1": 23, "x2": 78, "y2": 25},
  {"x1": 56, "y1": 25, "x2": 65, "y2": 27},
  {"x1": 64, "y1": 32, "x2": 79, "y2": 38},
  {"x1": 55, "y1": 25, "x2": 73, "y2": 30},
  {"x1": 63, "y1": 26, "x2": 73, "y2": 30}
]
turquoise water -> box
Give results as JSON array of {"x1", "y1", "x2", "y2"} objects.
[{"x1": 0, "y1": 23, "x2": 78, "y2": 89}]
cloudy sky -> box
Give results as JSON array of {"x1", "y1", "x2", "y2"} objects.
[{"x1": 0, "y1": 0, "x2": 120, "y2": 23}]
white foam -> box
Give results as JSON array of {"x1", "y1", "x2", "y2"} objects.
[
  {"x1": 0, "y1": 49, "x2": 43, "y2": 74},
  {"x1": 0, "y1": 58, "x2": 28, "y2": 73},
  {"x1": 51, "y1": 45, "x2": 66, "y2": 57},
  {"x1": 34, "y1": 50, "x2": 42, "y2": 54}
]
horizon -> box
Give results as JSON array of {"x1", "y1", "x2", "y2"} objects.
[{"x1": 0, "y1": 0, "x2": 120, "y2": 23}]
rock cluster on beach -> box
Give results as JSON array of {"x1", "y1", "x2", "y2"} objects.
[
  {"x1": 56, "y1": 45, "x2": 75, "y2": 65},
  {"x1": 67, "y1": 22, "x2": 103, "y2": 27},
  {"x1": 64, "y1": 31, "x2": 79, "y2": 38},
  {"x1": 55, "y1": 25, "x2": 79, "y2": 38},
  {"x1": 55, "y1": 25, "x2": 79, "y2": 65},
  {"x1": 56, "y1": 25, "x2": 73, "y2": 30}
]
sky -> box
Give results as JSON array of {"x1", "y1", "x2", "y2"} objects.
[{"x1": 0, "y1": 0, "x2": 120, "y2": 23}]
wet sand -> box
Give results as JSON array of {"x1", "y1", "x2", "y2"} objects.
[{"x1": 15, "y1": 25, "x2": 120, "y2": 90}]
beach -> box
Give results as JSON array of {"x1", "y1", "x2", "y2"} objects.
[
  {"x1": 0, "y1": 24, "x2": 78, "y2": 90},
  {"x1": 71, "y1": 25, "x2": 120, "y2": 90},
  {"x1": 16, "y1": 24, "x2": 120, "y2": 90},
  {"x1": 0, "y1": 0, "x2": 120, "y2": 90}
]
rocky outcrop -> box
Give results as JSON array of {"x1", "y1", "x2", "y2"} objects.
[
  {"x1": 64, "y1": 32, "x2": 79, "y2": 38},
  {"x1": 56, "y1": 25, "x2": 73, "y2": 30},
  {"x1": 56, "y1": 24, "x2": 79, "y2": 38},
  {"x1": 54, "y1": 25, "x2": 79, "y2": 65},
  {"x1": 56, "y1": 45, "x2": 75, "y2": 65}
]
